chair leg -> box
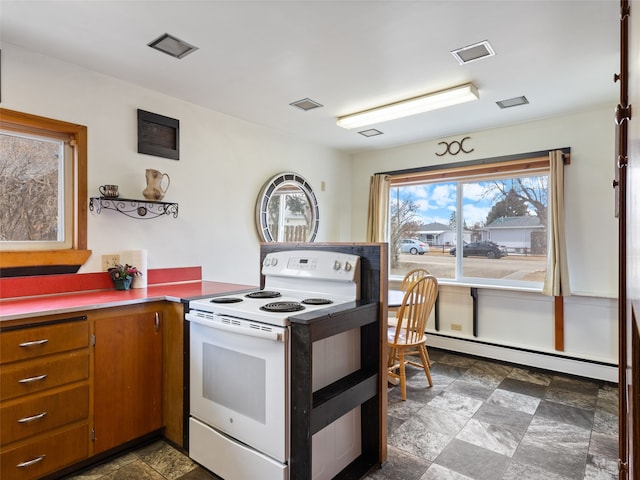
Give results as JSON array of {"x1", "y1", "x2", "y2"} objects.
[
  {"x1": 398, "y1": 349, "x2": 407, "y2": 401},
  {"x1": 418, "y1": 344, "x2": 433, "y2": 387},
  {"x1": 423, "y1": 345, "x2": 432, "y2": 367},
  {"x1": 387, "y1": 346, "x2": 397, "y2": 367}
]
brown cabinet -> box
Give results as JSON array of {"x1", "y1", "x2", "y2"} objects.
[
  {"x1": 92, "y1": 303, "x2": 163, "y2": 454},
  {"x1": 161, "y1": 301, "x2": 186, "y2": 447},
  {"x1": 0, "y1": 300, "x2": 182, "y2": 478},
  {"x1": 0, "y1": 316, "x2": 90, "y2": 480}
]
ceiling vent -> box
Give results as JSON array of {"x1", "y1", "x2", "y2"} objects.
[
  {"x1": 496, "y1": 96, "x2": 529, "y2": 109},
  {"x1": 148, "y1": 33, "x2": 199, "y2": 59},
  {"x1": 451, "y1": 40, "x2": 495, "y2": 65},
  {"x1": 358, "y1": 129, "x2": 383, "y2": 137},
  {"x1": 290, "y1": 98, "x2": 323, "y2": 111}
]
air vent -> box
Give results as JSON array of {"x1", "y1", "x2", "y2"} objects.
[
  {"x1": 496, "y1": 96, "x2": 529, "y2": 109},
  {"x1": 290, "y1": 98, "x2": 323, "y2": 111},
  {"x1": 358, "y1": 129, "x2": 383, "y2": 137},
  {"x1": 451, "y1": 40, "x2": 495, "y2": 65},
  {"x1": 148, "y1": 33, "x2": 199, "y2": 59}
]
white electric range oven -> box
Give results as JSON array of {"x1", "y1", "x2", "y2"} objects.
[{"x1": 186, "y1": 250, "x2": 363, "y2": 480}]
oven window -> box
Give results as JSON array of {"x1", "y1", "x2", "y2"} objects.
[{"x1": 202, "y1": 343, "x2": 266, "y2": 423}]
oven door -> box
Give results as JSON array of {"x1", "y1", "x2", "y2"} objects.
[{"x1": 187, "y1": 311, "x2": 288, "y2": 463}]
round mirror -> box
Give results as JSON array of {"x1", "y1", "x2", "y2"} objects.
[{"x1": 256, "y1": 172, "x2": 319, "y2": 242}]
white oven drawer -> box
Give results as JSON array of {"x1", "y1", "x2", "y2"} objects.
[{"x1": 190, "y1": 417, "x2": 287, "y2": 480}]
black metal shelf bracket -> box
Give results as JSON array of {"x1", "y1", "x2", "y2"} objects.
[{"x1": 89, "y1": 197, "x2": 178, "y2": 219}]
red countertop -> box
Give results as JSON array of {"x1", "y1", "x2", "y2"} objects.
[{"x1": 0, "y1": 267, "x2": 255, "y2": 323}]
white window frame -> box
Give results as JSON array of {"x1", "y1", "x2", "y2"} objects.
[{"x1": 386, "y1": 151, "x2": 565, "y2": 291}]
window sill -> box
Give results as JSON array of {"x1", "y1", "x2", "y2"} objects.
[{"x1": 0, "y1": 250, "x2": 92, "y2": 276}]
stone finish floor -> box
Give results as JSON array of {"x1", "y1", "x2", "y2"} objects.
[{"x1": 66, "y1": 350, "x2": 619, "y2": 480}]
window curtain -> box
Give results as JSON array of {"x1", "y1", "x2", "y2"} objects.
[
  {"x1": 366, "y1": 174, "x2": 390, "y2": 242},
  {"x1": 542, "y1": 150, "x2": 570, "y2": 296}
]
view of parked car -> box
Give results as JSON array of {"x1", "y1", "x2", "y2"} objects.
[
  {"x1": 449, "y1": 241, "x2": 508, "y2": 259},
  {"x1": 400, "y1": 238, "x2": 430, "y2": 255}
]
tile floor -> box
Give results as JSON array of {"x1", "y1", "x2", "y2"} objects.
[{"x1": 66, "y1": 350, "x2": 619, "y2": 480}]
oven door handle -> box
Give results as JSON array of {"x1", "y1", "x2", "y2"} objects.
[{"x1": 186, "y1": 313, "x2": 286, "y2": 342}]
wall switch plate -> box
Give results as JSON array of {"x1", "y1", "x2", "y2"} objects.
[
  {"x1": 451, "y1": 323, "x2": 463, "y2": 331},
  {"x1": 102, "y1": 254, "x2": 120, "y2": 271}
]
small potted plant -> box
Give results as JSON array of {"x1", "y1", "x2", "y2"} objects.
[{"x1": 108, "y1": 264, "x2": 142, "y2": 290}]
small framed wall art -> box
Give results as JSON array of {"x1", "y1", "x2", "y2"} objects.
[{"x1": 137, "y1": 109, "x2": 180, "y2": 160}]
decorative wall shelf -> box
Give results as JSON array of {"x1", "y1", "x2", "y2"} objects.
[{"x1": 89, "y1": 197, "x2": 179, "y2": 219}]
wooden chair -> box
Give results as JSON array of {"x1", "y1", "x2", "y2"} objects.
[
  {"x1": 400, "y1": 268, "x2": 431, "y2": 291},
  {"x1": 387, "y1": 275, "x2": 438, "y2": 400},
  {"x1": 388, "y1": 268, "x2": 430, "y2": 318},
  {"x1": 392, "y1": 267, "x2": 433, "y2": 365}
]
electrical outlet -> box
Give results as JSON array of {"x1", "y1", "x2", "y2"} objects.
[
  {"x1": 102, "y1": 254, "x2": 120, "y2": 271},
  {"x1": 451, "y1": 323, "x2": 462, "y2": 331}
]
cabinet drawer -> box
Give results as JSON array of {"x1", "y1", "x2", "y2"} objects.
[
  {"x1": 1, "y1": 384, "x2": 89, "y2": 446},
  {"x1": 0, "y1": 423, "x2": 88, "y2": 480},
  {"x1": 1, "y1": 320, "x2": 89, "y2": 364},
  {"x1": 1, "y1": 350, "x2": 89, "y2": 402}
]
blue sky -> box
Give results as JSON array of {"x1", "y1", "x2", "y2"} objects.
[
  {"x1": 392, "y1": 182, "x2": 493, "y2": 227},
  {"x1": 392, "y1": 174, "x2": 547, "y2": 228}
]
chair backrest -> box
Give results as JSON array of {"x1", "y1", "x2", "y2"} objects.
[
  {"x1": 391, "y1": 275, "x2": 438, "y2": 346},
  {"x1": 400, "y1": 268, "x2": 431, "y2": 291}
]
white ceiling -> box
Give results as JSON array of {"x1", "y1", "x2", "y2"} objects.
[{"x1": 1, "y1": 1, "x2": 620, "y2": 154}]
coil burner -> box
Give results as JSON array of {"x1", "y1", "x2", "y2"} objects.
[
  {"x1": 246, "y1": 290, "x2": 282, "y2": 299},
  {"x1": 210, "y1": 297, "x2": 243, "y2": 304},
  {"x1": 260, "y1": 301, "x2": 305, "y2": 313},
  {"x1": 301, "y1": 298, "x2": 333, "y2": 305}
]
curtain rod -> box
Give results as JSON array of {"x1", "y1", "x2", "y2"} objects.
[{"x1": 375, "y1": 147, "x2": 571, "y2": 177}]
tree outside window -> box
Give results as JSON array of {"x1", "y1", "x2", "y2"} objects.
[{"x1": 0, "y1": 131, "x2": 66, "y2": 243}]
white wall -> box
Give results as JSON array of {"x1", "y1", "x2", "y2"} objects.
[
  {"x1": 3, "y1": 43, "x2": 619, "y2": 378},
  {"x1": 2, "y1": 44, "x2": 353, "y2": 285},
  {"x1": 351, "y1": 107, "x2": 619, "y2": 378}
]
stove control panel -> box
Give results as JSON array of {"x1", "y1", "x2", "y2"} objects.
[{"x1": 262, "y1": 250, "x2": 360, "y2": 281}]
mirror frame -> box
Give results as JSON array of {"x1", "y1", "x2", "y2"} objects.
[{"x1": 256, "y1": 172, "x2": 319, "y2": 242}]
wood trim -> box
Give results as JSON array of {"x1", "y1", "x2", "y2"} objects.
[
  {"x1": 162, "y1": 301, "x2": 184, "y2": 447},
  {"x1": 0, "y1": 108, "x2": 89, "y2": 272},
  {"x1": 0, "y1": 250, "x2": 92, "y2": 269},
  {"x1": 390, "y1": 157, "x2": 551, "y2": 184},
  {"x1": 554, "y1": 296, "x2": 564, "y2": 351},
  {"x1": 378, "y1": 243, "x2": 388, "y2": 464},
  {"x1": 75, "y1": 125, "x2": 88, "y2": 251},
  {"x1": 384, "y1": 149, "x2": 570, "y2": 185}
]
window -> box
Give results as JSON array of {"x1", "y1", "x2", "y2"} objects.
[
  {"x1": 388, "y1": 153, "x2": 555, "y2": 289},
  {"x1": 0, "y1": 108, "x2": 90, "y2": 275},
  {"x1": 1, "y1": 131, "x2": 72, "y2": 248}
]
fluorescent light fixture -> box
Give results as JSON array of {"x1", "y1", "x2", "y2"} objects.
[{"x1": 336, "y1": 83, "x2": 479, "y2": 129}]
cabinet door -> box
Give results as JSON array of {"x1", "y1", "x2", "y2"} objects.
[{"x1": 93, "y1": 305, "x2": 163, "y2": 454}]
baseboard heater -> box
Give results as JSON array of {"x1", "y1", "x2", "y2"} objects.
[{"x1": 427, "y1": 331, "x2": 618, "y2": 383}]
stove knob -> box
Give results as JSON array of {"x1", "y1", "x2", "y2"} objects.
[
  {"x1": 334, "y1": 260, "x2": 342, "y2": 270},
  {"x1": 271, "y1": 258, "x2": 278, "y2": 266},
  {"x1": 263, "y1": 258, "x2": 271, "y2": 266},
  {"x1": 344, "y1": 262, "x2": 352, "y2": 271}
]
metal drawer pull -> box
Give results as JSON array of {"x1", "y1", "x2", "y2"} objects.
[
  {"x1": 17, "y1": 455, "x2": 46, "y2": 468},
  {"x1": 19, "y1": 339, "x2": 49, "y2": 347},
  {"x1": 18, "y1": 374, "x2": 48, "y2": 384},
  {"x1": 18, "y1": 412, "x2": 47, "y2": 423}
]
